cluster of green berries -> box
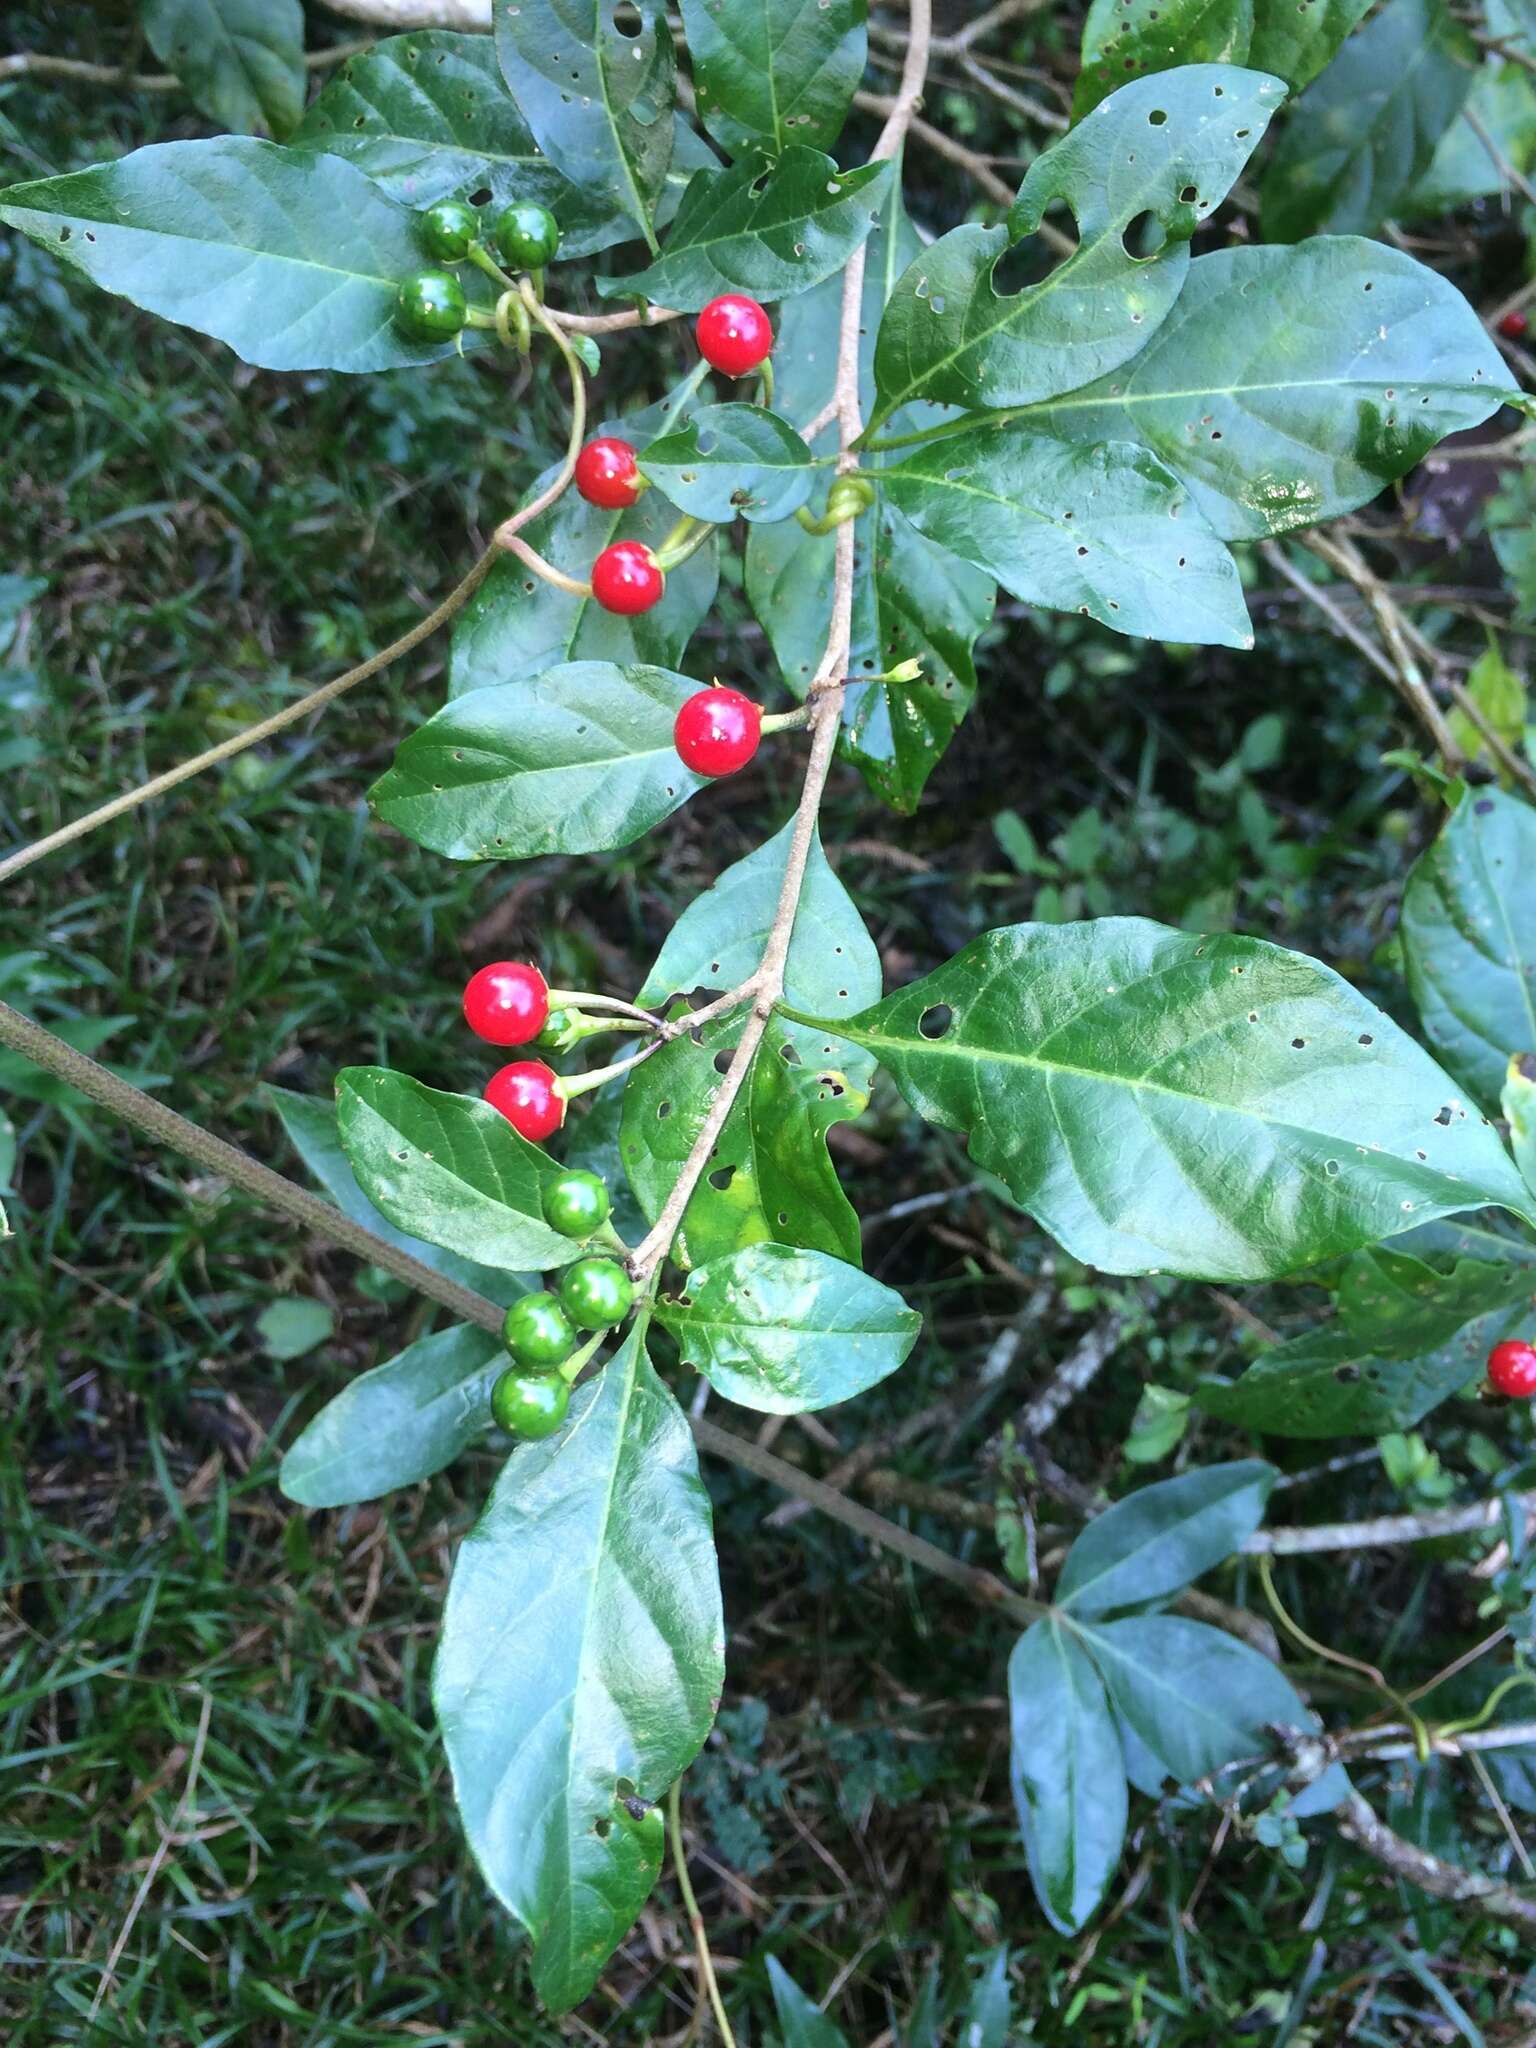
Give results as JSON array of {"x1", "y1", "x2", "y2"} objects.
[
  {"x1": 490, "y1": 1167, "x2": 636, "y2": 1441},
  {"x1": 394, "y1": 198, "x2": 562, "y2": 341}
]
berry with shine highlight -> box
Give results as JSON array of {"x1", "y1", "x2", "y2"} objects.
[
  {"x1": 674, "y1": 686, "x2": 762, "y2": 777},
  {"x1": 1488, "y1": 1338, "x2": 1536, "y2": 1398},
  {"x1": 395, "y1": 270, "x2": 468, "y2": 340},
  {"x1": 575, "y1": 437, "x2": 642, "y2": 509},
  {"x1": 560, "y1": 1257, "x2": 634, "y2": 1330},
  {"x1": 484, "y1": 1060, "x2": 564, "y2": 1141},
  {"x1": 463, "y1": 961, "x2": 549, "y2": 1046},
  {"x1": 543, "y1": 1169, "x2": 611, "y2": 1240},
  {"x1": 592, "y1": 540, "x2": 664, "y2": 614},
  {"x1": 491, "y1": 1367, "x2": 569, "y2": 1439},
  {"x1": 696, "y1": 294, "x2": 773, "y2": 376}
]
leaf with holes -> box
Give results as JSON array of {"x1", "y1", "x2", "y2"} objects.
[
  {"x1": 271, "y1": 1086, "x2": 527, "y2": 1307},
  {"x1": 745, "y1": 180, "x2": 995, "y2": 809},
  {"x1": 1401, "y1": 788, "x2": 1536, "y2": 1114},
  {"x1": 281, "y1": 1324, "x2": 505, "y2": 1508},
  {"x1": 1260, "y1": 0, "x2": 1478, "y2": 241},
  {"x1": 1074, "y1": 0, "x2": 1253, "y2": 121},
  {"x1": 370, "y1": 662, "x2": 707, "y2": 862},
  {"x1": 1056, "y1": 1461, "x2": 1276, "y2": 1617},
  {"x1": 435, "y1": 1326, "x2": 724, "y2": 2012},
  {"x1": 815, "y1": 917, "x2": 1534, "y2": 1282},
  {"x1": 295, "y1": 30, "x2": 718, "y2": 254},
  {"x1": 1247, "y1": 0, "x2": 1375, "y2": 91},
  {"x1": 1008, "y1": 1618, "x2": 1128, "y2": 1934},
  {"x1": 0, "y1": 139, "x2": 487, "y2": 373},
  {"x1": 639, "y1": 402, "x2": 815, "y2": 522},
  {"x1": 336, "y1": 1068, "x2": 578, "y2": 1272},
  {"x1": 865, "y1": 66, "x2": 1285, "y2": 430},
  {"x1": 624, "y1": 822, "x2": 879, "y2": 1267},
  {"x1": 655, "y1": 1242, "x2": 920, "y2": 1412},
  {"x1": 448, "y1": 393, "x2": 719, "y2": 700},
  {"x1": 679, "y1": 0, "x2": 867, "y2": 160},
  {"x1": 1005, "y1": 240, "x2": 1513, "y2": 541},
  {"x1": 143, "y1": 0, "x2": 306, "y2": 138},
  {"x1": 877, "y1": 426, "x2": 1252, "y2": 649},
  {"x1": 1082, "y1": 1615, "x2": 1315, "y2": 1783},
  {"x1": 1195, "y1": 1288, "x2": 1535, "y2": 1437},
  {"x1": 494, "y1": 0, "x2": 676, "y2": 249},
  {"x1": 601, "y1": 147, "x2": 892, "y2": 309},
  {"x1": 1336, "y1": 1245, "x2": 1536, "y2": 1357}
]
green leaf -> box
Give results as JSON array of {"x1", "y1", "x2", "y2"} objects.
[
  {"x1": 256, "y1": 1295, "x2": 334, "y2": 1361},
  {"x1": 655, "y1": 1242, "x2": 920, "y2": 1412},
  {"x1": 746, "y1": 183, "x2": 993, "y2": 809},
  {"x1": 1336, "y1": 1245, "x2": 1534, "y2": 1356},
  {"x1": 679, "y1": 0, "x2": 867, "y2": 159},
  {"x1": 142, "y1": 0, "x2": 306, "y2": 138},
  {"x1": 963, "y1": 1950, "x2": 1012, "y2": 2048},
  {"x1": 296, "y1": 31, "x2": 716, "y2": 257},
  {"x1": 494, "y1": 0, "x2": 676, "y2": 250},
  {"x1": 1504, "y1": 1055, "x2": 1536, "y2": 1201},
  {"x1": 601, "y1": 148, "x2": 892, "y2": 310},
  {"x1": 624, "y1": 822, "x2": 878, "y2": 1267},
  {"x1": 1260, "y1": 0, "x2": 1478, "y2": 241},
  {"x1": 1057, "y1": 1461, "x2": 1276, "y2": 1616},
  {"x1": 1194, "y1": 1298, "x2": 1532, "y2": 1437},
  {"x1": 1075, "y1": 0, "x2": 1253, "y2": 121},
  {"x1": 640, "y1": 403, "x2": 815, "y2": 523},
  {"x1": 867, "y1": 67, "x2": 1285, "y2": 428},
  {"x1": 1008, "y1": 1618, "x2": 1127, "y2": 1934},
  {"x1": 0, "y1": 139, "x2": 488, "y2": 374},
  {"x1": 877, "y1": 427, "x2": 1252, "y2": 650},
  {"x1": 1247, "y1": 0, "x2": 1374, "y2": 91},
  {"x1": 370, "y1": 662, "x2": 707, "y2": 862},
  {"x1": 1404, "y1": 63, "x2": 1536, "y2": 218},
  {"x1": 336, "y1": 1067, "x2": 578, "y2": 1273},
  {"x1": 766, "y1": 1958, "x2": 851, "y2": 2048},
  {"x1": 1402, "y1": 788, "x2": 1536, "y2": 1113},
  {"x1": 449, "y1": 391, "x2": 720, "y2": 696},
  {"x1": 280, "y1": 1323, "x2": 504, "y2": 1508},
  {"x1": 822, "y1": 917, "x2": 1534, "y2": 1282},
  {"x1": 270, "y1": 1085, "x2": 525, "y2": 1306},
  {"x1": 1446, "y1": 643, "x2": 1528, "y2": 767},
  {"x1": 434, "y1": 1327, "x2": 723, "y2": 2012},
  {"x1": 1082, "y1": 1614, "x2": 1313, "y2": 1783},
  {"x1": 1006, "y1": 239, "x2": 1513, "y2": 541}
]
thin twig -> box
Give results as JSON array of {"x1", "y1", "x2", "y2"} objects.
[
  {"x1": 1335, "y1": 1787, "x2": 1536, "y2": 1932},
  {"x1": 853, "y1": 90, "x2": 1015, "y2": 205},
  {"x1": 1245, "y1": 1491, "x2": 1536, "y2": 1555},
  {"x1": 1018, "y1": 1314, "x2": 1125, "y2": 1436},
  {"x1": 0, "y1": 41, "x2": 372, "y2": 87},
  {"x1": 668, "y1": 1779, "x2": 737, "y2": 2048}
]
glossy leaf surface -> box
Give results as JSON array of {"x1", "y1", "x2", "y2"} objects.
[
  {"x1": 1007, "y1": 240, "x2": 1512, "y2": 541},
  {"x1": 1260, "y1": 0, "x2": 1478, "y2": 240},
  {"x1": 1401, "y1": 788, "x2": 1536, "y2": 1113},
  {"x1": 370, "y1": 662, "x2": 706, "y2": 862},
  {"x1": 868, "y1": 67, "x2": 1284, "y2": 426},
  {"x1": 878, "y1": 427, "x2": 1252, "y2": 649},
  {"x1": 435, "y1": 1328, "x2": 724, "y2": 2011},
  {"x1": 679, "y1": 0, "x2": 867, "y2": 159},
  {"x1": 827, "y1": 918, "x2": 1533, "y2": 1281},
  {"x1": 143, "y1": 0, "x2": 306, "y2": 138},
  {"x1": 0, "y1": 140, "x2": 478, "y2": 373},
  {"x1": 280, "y1": 1323, "x2": 503, "y2": 1508},
  {"x1": 495, "y1": 0, "x2": 676, "y2": 246},
  {"x1": 640, "y1": 403, "x2": 815, "y2": 523},
  {"x1": 656, "y1": 1242, "x2": 920, "y2": 1412},
  {"x1": 1056, "y1": 1461, "x2": 1276, "y2": 1616},
  {"x1": 336, "y1": 1067, "x2": 577, "y2": 1272},
  {"x1": 1008, "y1": 1619, "x2": 1127, "y2": 1934},
  {"x1": 602, "y1": 148, "x2": 892, "y2": 309}
]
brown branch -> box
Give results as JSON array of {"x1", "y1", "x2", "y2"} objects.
[
  {"x1": 1018, "y1": 1313, "x2": 1125, "y2": 1436},
  {"x1": 1246, "y1": 1492, "x2": 1536, "y2": 1555},
  {"x1": 0, "y1": 41, "x2": 372, "y2": 87},
  {"x1": 853, "y1": 90, "x2": 1015, "y2": 206},
  {"x1": 628, "y1": 0, "x2": 936, "y2": 1280},
  {"x1": 1336, "y1": 1787, "x2": 1536, "y2": 1933}
]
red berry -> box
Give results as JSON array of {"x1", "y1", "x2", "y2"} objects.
[
  {"x1": 485, "y1": 1060, "x2": 565, "y2": 1142},
  {"x1": 591, "y1": 540, "x2": 664, "y2": 615},
  {"x1": 674, "y1": 686, "x2": 762, "y2": 777},
  {"x1": 1498, "y1": 309, "x2": 1529, "y2": 340},
  {"x1": 575, "y1": 436, "x2": 642, "y2": 509},
  {"x1": 463, "y1": 960, "x2": 549, "y2": 1046},
  {"x1": 695, "y1": 294, "x2": 774, "y2": 377},
  {"x1": 1488, "y1": 1339, "x2": 1536, "y2": 1398}
]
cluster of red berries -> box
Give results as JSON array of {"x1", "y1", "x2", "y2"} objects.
[
  {"x1": 464, "y1": 960, "x2": 565, "y2": 1141},
  {"x1": 579, "y1": 294, "x2": 774, "y2": 618},
  {"x1": 1488, "y1": 1339, "x2": 1536, "y2": 1399}
]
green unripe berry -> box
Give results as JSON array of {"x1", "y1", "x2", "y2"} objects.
[
  {"x1": 543, "y1": 1169, "x2": 612, "y2": 1240},
  {"x1": 420, "y1": 199, "x2": 480, "y2": 263},
  {"x1": 491, "y1": 1366, "x2": 570, "y2": 1439},
  {"x1": 495, "y1": 200, "x2": 561, "y2": 270},
  {"x1": 502, "y1": 1289, "x2": 576, "y2": 1368},
  {"x1": 560, "y1": 1256, "x2": 634, "y2": 1331},
  {"x1": 395, "y1": 269, "x2": 468, "y2": 340}
]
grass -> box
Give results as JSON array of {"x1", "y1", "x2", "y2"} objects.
[{"x1": 4, "y1": 6, "x2": 1536, "y2": 2043}]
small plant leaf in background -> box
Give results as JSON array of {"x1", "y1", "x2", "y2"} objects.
[
  {"x1": 766, "y1": 1957, "x2": 851, "y2": 2048},
  {"x1": 256, "y1": 1295, "x2": 334, "y2": 1362},
  {"x1": 1504, "y1": 1055, "x2": 1536, "y2": 1200}
]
